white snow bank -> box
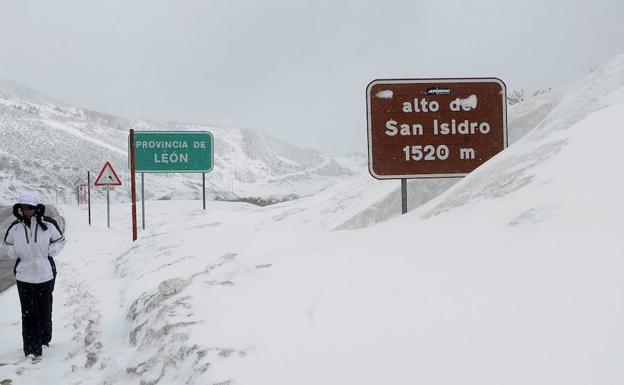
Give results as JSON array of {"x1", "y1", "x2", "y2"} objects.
[{"x1": 1, "y1": 97, "x2": 619, "y2": 385}]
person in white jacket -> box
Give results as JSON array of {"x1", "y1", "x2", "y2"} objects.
[{"x1": 2, "y1": 192, "x2": 65, "y2": 359}]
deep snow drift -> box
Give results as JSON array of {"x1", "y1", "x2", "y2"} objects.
[{"x1": 0, "y1": 55, "x2": 623, "y2": 384}]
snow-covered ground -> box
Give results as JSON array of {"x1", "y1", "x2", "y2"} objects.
[{"x1": 1, "y1": 64, "x2": 624, "y2": 384}]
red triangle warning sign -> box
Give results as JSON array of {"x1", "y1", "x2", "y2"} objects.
[{"x1": 94, "y1": 161, "x2": 122, "y2": 186}]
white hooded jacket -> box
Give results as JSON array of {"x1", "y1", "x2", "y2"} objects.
[{"x1": 3, "y1": 218, "x2": 65, "y2": 284}]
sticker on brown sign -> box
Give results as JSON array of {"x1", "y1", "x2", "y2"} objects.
[{"x1": 366, "y1": 78, "x2": 508, "y2": 179}]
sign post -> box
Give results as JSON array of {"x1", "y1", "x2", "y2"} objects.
[
  {"x1": 141, "y1": 173, "x2": 145, "y2": 230},
  {"x1": 94, "y1": 161, "x2": 123, "y2": 228},
  {"x1": 130, "y1": 129, "x2": 138, "y2": 241},
  {"x1": 366, "y1": 78, "x2": 508, "y2": 213},
  {"x1": 87, "y1": 172, "x2": 91, "y2": 225},
  {"x1": 401, "y1": 178, "x2": 407, "y2": 214},
  {"x1": 202, "y1": 173, "x2": 206, "y2": 210},
  {"x1": 106, "y1": 187, "x2": 110, "y2": 228},
  {"x1": 129, "y1": 131, "x2": 214, "y2": 233}
]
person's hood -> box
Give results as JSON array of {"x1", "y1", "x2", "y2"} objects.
[{"x1": 16, "y1": 192, "x2": 41, "y2": 206}]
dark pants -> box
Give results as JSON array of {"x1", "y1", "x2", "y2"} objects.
[{"x1": 14, "y1": 258, "x2": 56, "y2": 357}]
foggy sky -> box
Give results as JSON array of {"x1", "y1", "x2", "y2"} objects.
[{"x1": 1, "y1": 0, "x2": 623, "y2": 155}]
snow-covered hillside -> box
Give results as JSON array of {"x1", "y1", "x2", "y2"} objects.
[
  {"x1": 0, "y1": 54, "x2": 623, "y2": 384},
  {"x1": 0, "y1": 81, "x2": 355, "y2": 205}
]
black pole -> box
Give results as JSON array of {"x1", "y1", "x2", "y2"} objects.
[
  {"x1": 401, "y1": 178, "x2": 408, "y2": 215},
  {"x1": 202, "y1": 172, "x2": 206, "y2": 210}
]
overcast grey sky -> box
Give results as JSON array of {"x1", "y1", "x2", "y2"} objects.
[{"x1": 1, "y1": 0, "x2": 623, "y2": 155}]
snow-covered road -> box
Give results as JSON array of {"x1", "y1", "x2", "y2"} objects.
[{"x1": 0, "y1": 203, "x2": 131, "y2": 384}]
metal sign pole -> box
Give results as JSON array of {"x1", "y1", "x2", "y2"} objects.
[
  {"x1": 202, "y1": 172, "x2": 206, "y2": 210},
  {"x1": 106, "y1": 188, "x2": 111, "y2": 228},
  {"x1": 88, "y1": 172, "x2": 92, "y2": 225},
  {"x1": 141, "y1": 172, "x2": 145, "y2": 230},
  {"x1": 401, "y1": 179, "x2": 408, "y2": 215},
  {"x1": 129, "y1": 129, "x2": 138, "y2": 241}
]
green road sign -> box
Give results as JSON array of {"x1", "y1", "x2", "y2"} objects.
[{"x1": 131, "y1": 131, "x2": 214, "y2": 173}]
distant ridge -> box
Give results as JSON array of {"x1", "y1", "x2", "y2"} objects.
[{"x1": 0, "y1": 80, "x2": 356, "y2": 205}]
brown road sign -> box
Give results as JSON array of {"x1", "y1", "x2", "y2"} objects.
[{"x1": 366, "y1": 78, "x2": 508, "y2": 179}]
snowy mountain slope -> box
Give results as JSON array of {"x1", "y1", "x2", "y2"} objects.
[
  {"x1": 335, "y1": 53, "x2": 624, "y2": 230},
  {"x1": 421, "y1": 54, "x2": 624, "y2": 218},
  {"x1": 2, "y1": 58, "x2": 622, "y2": 384},
  {"x1": 507, "y1": 54, "x2": 624, "y2": 145},
  {"x1": 0, "y1": 80, "x2": 354, "y2": 205}
]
